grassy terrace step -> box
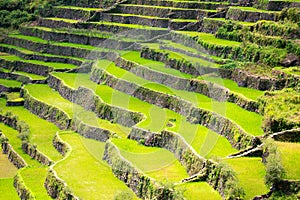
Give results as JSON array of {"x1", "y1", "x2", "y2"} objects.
[
  {"x1": 201, "y1": 76, "x2": 265, "y2": 100},
  {"x1": 4, "y1": 34, "x2": 122, "y2": 59},
  {"x1": 21, "y1": 26, "x2": 143, "y2": 43},
  {"x1": 174, "y1": 31, "x2": 242, "y2": 47},
  {"x1": 111, "y1": 138, "x2": 188, "y2": 182},
  {"x1": 0, "y1": 149, "x2": 19, "y2": 199},
  {"x1": 276, "y1": 141, "x2": 300, "y2": 180},
  {"x1": 0, "y1": 178, "x2": 19, "y2": 200},
  {"x1": 0, "y1": 123, "x2": 51, "y2": 199},
  {"x1": 24, "y1": 84, "x2": 130, "y2": 138},
  {"x1": 96, "y1": 13, "x2": 171, "y2": 29},
  {"x1": 51, "y1": 6, "x2": 102, "y2": 20},
  {"x1": 225, "y1": 157, "x2": 268, "y2": 199},
  {"x1": 0, "y1": 53, "x2": 77, "y2": 72},
  {"x1": 0, "y1": 99, "x2": 63, "y2": 161},
  {"x1": 0, "y1": 43, "x2": 84, "y2": 66},
  {"x1": 0, "y1": 151, "x2": 18, "y2": 178},
  {"x1": 127, "y1": 0, "x2": 229, "y2": 9},
  {"x1": 113, "y1": 4, "x2": 219, "y2": 19},
  {"x1": 177, "y1": 182, "x2": 222, "y2": 200},
  {"x1": 55, "y1": 5, "x2": 103, "y2": 11},
  {"x1": 159, "y1": 39, "x2": 224, "y2": 63},
  {"x1": 39, "y1": 18, "x2": 168, "y2": 37},
  {"x1": 96, "y1": 59, "x2": 264, "y2": 136},
  {"x1": 226, "y1": 6, "x2": 279, "y2": 22},
  {"x1": 13, "y1": 71, "x2": 47, "y2": 81},
  {"x1": 53, "y1": 72, "x2": 237, "y2": 158},
  {"x1": 19, "y1": 26, "x2": 142, "y2": 51},
  {"x1": 120, "y1": 51, "x2": 264, "y2": 101},
  {"x1": 54, "y1": 131, "x2": 138, "y2": 199},
  {"x1": 142, "y1": 43, "x2": 223, "y2": 71},
  {"x1": 0, "y1": 79, "x2": 22, "y2": 88},
  {"x1": 111, "y1": 138, "x2": 223, "y2": 198}
]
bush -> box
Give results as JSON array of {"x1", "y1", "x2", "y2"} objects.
[
  {"x1": 264, "y1": 139, "x2": 285, "y2": 186},
  {"x1": 0, "y1": 0, "x2": 55, "y2": 28}
]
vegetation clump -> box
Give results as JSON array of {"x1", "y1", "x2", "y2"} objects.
[{"x1": 259, "y1": 89, "x2": 300, "y2": 133}]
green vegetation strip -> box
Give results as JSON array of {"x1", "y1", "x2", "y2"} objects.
[
  {"x1": 54, "y1": 131, "x2": 138, "y2": 199},
  {"x1": 53, "y1": 72, "x2": 237, "y2": 158},
  {"x1": 0, "y1": 79, "x2": 22, "y2": 88},
  {"x1": 0, "y1": 53, "x2": 77, "y2": 70},
  {"x1": 0, "y1": 123, "x2": 51, "y2": 199},
  {"x1": 225, "y1": 157, "x2": 268, "y2": 199},
  {"x1": 0, "y1": 178, "x2": 19, "y2": 200},
  {"x1": 112, "y1": 138, "x2": 188, "y2": 182},
  {"x1": 95, "y1": 59, "x2": 264, "y2": 136},
  {"x1": 24, "y1": 84, "x2": 130, "y2": 138},
  {"x1": 276, "y1": 141, "x2": 300, "y2": 180},
  {"x1": 0, "y1": 99, "x2": 62, "y2": 161}
]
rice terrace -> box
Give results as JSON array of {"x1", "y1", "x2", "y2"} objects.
[{"x1": 0, "y1": 0, "x2": 299, "y2": 199}]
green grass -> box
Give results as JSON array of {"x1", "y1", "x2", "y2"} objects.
[
  {"x1": 177, "y1": 182, "x2": 222, "y2": 200},
  {"x1": 0, "y1": 151, "x2": 18, "y2": 178},
  {"x1": 0, "y1": 178, "x2": 19, "y2": 200},
  {"x1": 0, "y1": 123, "x2": 51, "y2": 199},
  {"x1": 0, "y1": 52, "x2": 77, "y2": 70},
  {"x1": 0, "y1": 123, "x2": 40, "y2": 167},
  {"x1": 54, "y1": 131, "x2": 138, "y2": 199},
  {"x1": 229, "y1": 6, "x2": 279, "y2": 13},
  {"x1": 176, "y1": 31, "x2": 241, "y2": 47},
  {"x1": 53, "y1": 72, "x2": 237, "y2": 158},
  {"x1": 94, "y1": 60, "x2": 264, "y2": 136},
  {"x1": 112, "y1": 138, "x2": 188, "y2": 182},
  {"x1": 276, "y1": 141, "x2": 300, "y2": 180},
  {"x1": 225, "y1": 157, "x2": 268, "y2": 199},
  {"x1": 0, "y1": 79, "x2": 22, "y2": 88},
  {"x1": 24, "y1": 84, "x2": 130, "y2": 138},
  {"x1": 14, "y1": 71, "x2": 46, "y2": 80},
  {"x1": 202, "y1": 76, "x2": 264, "y2": 100},
  {"x1": 122, "y1": 51, "x2": 193, "y2": 78},
  {"x1": 55, "y1": 5, "x2": 103, "y2": 11},
  {"x1": 168, "y1": 121, "x2": 237, "y2": 158},
  {"x1": 20, "y1": 168, "x2": 51, "y2": 200},
  {"x1": 8, "y1": 34, "x2": 121, "y2": 54},
  {"x1": 0, "y1": 99, "x2": 62, "y2": 162},
  {"x1": 0, "y1": 43, "x2": 85, "y2": 62},
  {"x1": 274, "y1": 66, "x2": 300, "y2": 76}
]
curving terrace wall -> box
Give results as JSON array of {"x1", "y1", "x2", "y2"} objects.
[
  {"x1": 128, "y1": 127, "x2": 244, "y2": 198},
  {"x1": 103, "y1": 141, "x2": 177, "y2": 199},
  {"x1": 91, "y1": 65, "x2": 258, "y2": 149},
  {"x1": 111, "y1": 55, "x2": 259, "y2": 112},
  {"x1": 48, "y1": 74, "x2": 143, "y2": 127}
]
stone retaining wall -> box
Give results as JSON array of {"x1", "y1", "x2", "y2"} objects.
[
  {"x1": 0, "y1": 57, "x2": 51, "y2": 77},
  {"x1": 128, "y1": 127, "x2": 244, "y2": 198},
  {"x1": 48, "y1": 74, "x2": 143, "y2": 127},
  {"x1": 14, "y1": 172, "x2": 35, "y2": 200},
  {"x1": 91, "y1": 66, "x2": 257, "y2": 149},
  {"x1": 22, "y1": 88, "x2": 71, "y2": 130},
  {"x1": 44, "y1": 170, "x2": 79, "y2": 200},
  {"x1": 38, "y1": 18, "x2": 169, "y2": 40},
  {"x1": 0, "y1": 133, "x2": 27, "y2": 169},
  {"x1": 103, "y1": 141, "x2": 177, "y2": 199},
  {"x1": 226, "y1": 7, "x2": 276, "y2": 22},
  {"x1": 52, "y1": 133, "x2": 69, "y2": 156},
  {"x1": 20, "y1": 26, "x2": 137, "y2": 51},
  {"x1": 22, "y1": 142, "x2": 53, "y2": 166}
]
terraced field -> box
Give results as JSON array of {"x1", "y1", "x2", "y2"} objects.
[{"x1": 0, "y1": 0, "x2": 299, "y2": 199}]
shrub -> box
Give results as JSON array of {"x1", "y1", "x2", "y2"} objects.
[{"x1": 264, "y1": 139, "x2": 285, "y2": 186}]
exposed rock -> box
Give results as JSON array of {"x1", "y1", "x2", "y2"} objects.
[{"x1": 281, "y1": 54, "x2": 299, "y2": 67}]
